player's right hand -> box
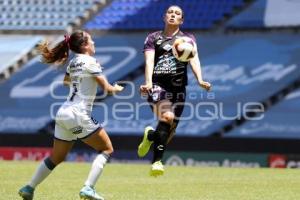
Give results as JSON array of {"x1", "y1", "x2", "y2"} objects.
[
  {"x1": 199, "y1": 81, "x2": 211, "y2": 91},
  {"x1": 113, "y1": 83, "x2": 124, "y2": 93},
  {"x1": 140, "y1": 83, "x2": 152, "y2": 95}
]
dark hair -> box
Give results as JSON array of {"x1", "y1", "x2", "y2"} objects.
[
  {"x1": 165, "y1": 5, "x2": 184, "y2": 19},
  {"x1": 37, "y1": 30, "x2": 89, "y2": 65}
]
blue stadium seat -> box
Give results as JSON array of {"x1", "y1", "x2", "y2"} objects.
[
  {"x1": 85, "y1": 0, "x2": 246, "y2": 30},
  {"x1": 0, "y1": 0, "x2": 104, "y2": 30},
  {"x1": 226, "y1": 0, "x2": 266, "y2": 29}
]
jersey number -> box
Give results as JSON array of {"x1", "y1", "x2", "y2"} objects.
[{"x1": 69, "y1": 83, "x2": 78, "y2": 101}]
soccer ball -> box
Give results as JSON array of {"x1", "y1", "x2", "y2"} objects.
[{"x1": 172, "y1": 36, "x2": 196, "y2": 62}]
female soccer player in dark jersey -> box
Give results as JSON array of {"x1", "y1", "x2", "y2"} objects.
[
  {"x1": 138, "y1": 5, "x2": 211, "y2": 176},
  {"x1": 18, "y1": 30, "x2": 123, "y2": 200}
]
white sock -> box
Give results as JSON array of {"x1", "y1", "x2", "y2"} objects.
[
  {"x1": 28, "y1": 158, "x2": 55, "y2": 188},
  {"x1": 84, "y1": 153, "x2": 109, "y2": 187}
]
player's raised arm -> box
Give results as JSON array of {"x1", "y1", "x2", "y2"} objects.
[
  {"x1": 140, "y1": 50, "x2": 155, "y2": 94},
  {"x1": 85, "y1": 57, "x2": 123, "y2": 94},
  {"x1": 189, "y1": 43, "x2": 211, "y2": 91},
  {"x1": 95, "y1": 75, "x2": 123, "y2": 94}
]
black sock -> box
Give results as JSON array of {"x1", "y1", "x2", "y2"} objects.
[
  {"x1": 44, "y1": 157, "x2": 56, "y2": 170},
  {"x1": 147, "y1": 129, "x2": 155, "y2": 141},
  {"x1": 152, "y1": 121, "x2": 171, "y2": 163}
]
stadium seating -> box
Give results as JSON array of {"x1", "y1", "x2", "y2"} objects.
[
  {"x1": 226, "y1": 0, "x2": 266, "y2": 28},
  {"x1": 85, "y1": 0, "x2": 246, "y2": 30},
  {"x1": 0, "y1": 0, "x2": 104, "y2": 30},
  {"x1": 227, "y1": 0, "x2": 300, "y2": 29},
  {"x1": 225, "y1": 89, "x2": 300, "y2": 139},
  {"x1": 0, "y1": 35, "x2": 42, "y2": 80}
]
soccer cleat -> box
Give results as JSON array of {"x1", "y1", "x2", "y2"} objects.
[
  {"x1": 138, "y1": 126, "x2": 154, "y2": 157},
  {"x1": 79, "y1": 185, "x2": 104, "y2": 200},
  {"x1": 150, "y1": 160, "x2": 164, "y2": 177},
  {"x1": 18, "y1": 185, "x2": 34, "y2": 200}
]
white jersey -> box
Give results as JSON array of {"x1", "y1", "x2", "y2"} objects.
[
  {"x1": 54, "y1": 54, "x2": 102, "y2": 141},
  {"x1": 65, "y1": 53, "x2": 102, "y2": 114}
]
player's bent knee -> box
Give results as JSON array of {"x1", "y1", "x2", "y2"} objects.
[
  {"x1": 104, "y1": 150, "x2": 113, "y2": 156},
  {"x1": 103, "y1": 146, "x2": 114, "y2": 155},
  {"x1": 161, "y1": 112, "x2": 175, "y2": 124}
]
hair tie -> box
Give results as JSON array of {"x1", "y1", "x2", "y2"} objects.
[{"x1": 64, "y1": 34, "x2": 70, "y2": 48}]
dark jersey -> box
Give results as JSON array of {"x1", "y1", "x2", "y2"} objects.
[{"x1": 143, "y1": 31, "x2": 196, "y2": 88}]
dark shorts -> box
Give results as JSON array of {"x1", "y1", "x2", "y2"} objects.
[{"x1": 147, "y1": 84, "x2": 186, "y2": 123}]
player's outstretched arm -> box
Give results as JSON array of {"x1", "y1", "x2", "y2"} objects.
[
  {"x1": 95, "y1": 75, "x2": 124, "y2": 94},
  {"x1": 189, "y1": 45, "x2": 211, "y2": 91},
  {"x1": 140, "y1": 50, "x2": 155, "y2": 94}
]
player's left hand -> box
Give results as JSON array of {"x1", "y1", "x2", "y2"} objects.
[{"x1": 199, "y1": 81, "x2": 211, "y2": 91}]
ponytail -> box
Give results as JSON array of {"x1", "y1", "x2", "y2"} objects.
[
  {"x1": 37, "y1": 30, "x2": 89, "y2": 66},
  {"x1": 37, "y1": 35, "x2": 70, "y2": 65}
]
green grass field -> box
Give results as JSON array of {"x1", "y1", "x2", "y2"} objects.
[{"x1": 0, "y1": 161, "x2": 299, "y2": 200}]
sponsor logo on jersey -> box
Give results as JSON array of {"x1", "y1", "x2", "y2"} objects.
[{"x1": 70, "y1": 126, "x2": 83, "y2": 134}]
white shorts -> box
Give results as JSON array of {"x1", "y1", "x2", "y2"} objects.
[{"x1": 54, "y1": 105, "x2": 101, "y2": 141}]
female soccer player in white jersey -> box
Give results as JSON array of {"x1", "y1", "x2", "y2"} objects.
[
  {"x1": 138, "y1": 5, "x2": 211, "y2": 176},
  {"x1": 19, "y1": 30, "x2": 123, "y2": 200}
]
